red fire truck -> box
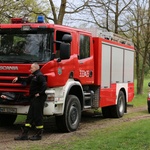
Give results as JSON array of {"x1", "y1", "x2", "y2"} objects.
[{"x1": 0, "y1": 16, "x2": 134, "y2": 132}]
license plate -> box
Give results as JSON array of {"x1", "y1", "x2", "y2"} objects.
[{"x1": 0, "y1": 107, "x2": 17, "y2": 114}]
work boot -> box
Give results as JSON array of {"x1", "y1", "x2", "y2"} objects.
[
  {"x1": 29, "y1": 129, "x2": 43, "y2": 141},
  {"x1": 14, "y1": 127, "x2": 29, "y2": 140}
]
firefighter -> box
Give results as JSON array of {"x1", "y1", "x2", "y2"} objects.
[{"x1": 13, "y1": 62, "x2": 47, "y2": 141}]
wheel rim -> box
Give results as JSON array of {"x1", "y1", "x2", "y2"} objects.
[
  {"x1": 118, "y1": 96, "x2": 124, "y2": 113},
  {"x1": 69, "y1": 105, "x2": 78, "y2": 125}
]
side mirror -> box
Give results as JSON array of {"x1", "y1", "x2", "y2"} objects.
[
  {"x1": 59, "y1": 34, "x2": 72, "y2": 60},
  {"x1": 59, "y1": 42, "x2": 70, "y2": 60},
  {"x1": 148, "y1": 82, "x2": 150, "y2": 87},
  {"x1": 62, "y1": 34, "x2": 72, "y2": 43}
]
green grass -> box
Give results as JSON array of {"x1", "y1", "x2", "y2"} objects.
[
  {"x1": 46, "y1": 119, "x2": 150, "y2": 150},
  {"x1": 130, "y1": 78, "x2": 149, "y2": 107},
  {"x1": 15, "y1": 115, "x2": 26, "y2": 124}
]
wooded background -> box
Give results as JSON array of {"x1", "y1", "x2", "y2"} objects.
[{"x1": 1, "y1": 0, "x2": 150, "y2": 94}]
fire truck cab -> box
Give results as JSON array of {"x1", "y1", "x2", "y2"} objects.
[{"x1": 0, "y1": 16, "x2": 134, "y2": 132}]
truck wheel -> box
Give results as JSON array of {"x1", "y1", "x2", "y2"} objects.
[
  {"x1": 147, "y1": 100, "x2": 150, "y2": 113},
  {"x1": 55, "y1": 95, "x2": 81, "y2": 132},
  {"x1": 102, "y1": 106, "x2": 112, "y2": 118},
  {"x1": 0, "y1": 114, "x2": 17, "y2": 126},
  {"x1": 111, "y1": 91, "x2": 125, "y2": 118}
]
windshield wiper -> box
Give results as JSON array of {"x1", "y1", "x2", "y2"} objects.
[
  {"x1": 0, "y1": 59, "x2": 14, "y2": 63},
  {"x1": 21, "y1": 59, "x2": 44, "y2": 63}
]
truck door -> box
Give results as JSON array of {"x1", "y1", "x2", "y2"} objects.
[
  {"x1": 53, "y1": 30, "x2": 73, "y2": 86},
  {"x1": 78, "y1": 34, "x2": 94, "y2": 85}
]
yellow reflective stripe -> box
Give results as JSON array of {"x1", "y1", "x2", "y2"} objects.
[
  {"x1": 25, "y1": 123, "x2": 32, "y2": 127},
  {"x1": 36, "y1": 125, "x2": 43, "y2": 129}
]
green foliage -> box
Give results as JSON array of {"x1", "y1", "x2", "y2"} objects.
[
  {"x1": 145, "y1": 69, "x2": 150, "y2": 78},
  {"x1": 0, "y1": 0, "x2": 50, "y2": 23},
  {"x1": 131, "y1": 79, "x2": 149, "y2": 107},
  {"x1": 22, "y1": 0, "x2": 50, "y2": 22}
]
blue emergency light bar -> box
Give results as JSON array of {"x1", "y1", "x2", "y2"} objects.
[{"x1": 37, "y1": 16, "x2": 45, "y2": 23}]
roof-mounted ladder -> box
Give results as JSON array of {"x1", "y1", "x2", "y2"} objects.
[{"x1": 100, "y1": 32, "x2": 133, "y2": 46}]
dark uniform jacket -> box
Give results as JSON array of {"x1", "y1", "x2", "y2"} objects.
[{"x1": 18, "y1": 70, "x2": 47, "y2": 98}]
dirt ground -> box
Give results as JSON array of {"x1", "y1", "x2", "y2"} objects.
[{"x1": 0, "y1": 105, "x2": 150, "y2": 150}]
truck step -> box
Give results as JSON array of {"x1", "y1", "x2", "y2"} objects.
[{"x1": 84, "y1": 106, "x2": 91, "y2": 109}]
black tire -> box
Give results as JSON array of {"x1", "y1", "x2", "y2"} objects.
[
  {"x1": 102, "y1": 106, "x2": 112, "y2": 118},
  {"x1": 55, "y1": 95, "x2": 81, "y2": 132},
  {"x1": 111, "y1": 91, "x2": 125, "y2": 118},
  {"x1": 147, "y1": 100, "x2": 150, "y2": 113},
  {"x1": 0, "y1": 114, "x2": 17, "y2": 126}
]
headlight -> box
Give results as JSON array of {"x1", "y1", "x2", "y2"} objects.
[{"x1": 45, "y1": 89, "x2": 55, "y2": 101}]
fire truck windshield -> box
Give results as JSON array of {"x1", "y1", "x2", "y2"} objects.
[{"x1": 0, "y1": 32, "x2": 53, "y2": 63}]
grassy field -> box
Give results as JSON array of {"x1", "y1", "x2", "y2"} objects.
[
  {"x1": 46, "y1": 120, "x2": 150, "y2": 150},
  {"x1": 132, "y1": 79, "x2": 149, "y2": 107},
  {"x1": 16, "y1": 79, "x2": 150, "y2": 150}
]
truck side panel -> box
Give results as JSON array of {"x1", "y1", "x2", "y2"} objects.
[
  {"x1": 111, "y1": 46, "x2": 124, "y2": 83},
  {"x1": 124, "y1": 50, "x2": 134, "y2": 83},
  {"x1": 93, "y1": 37, "x2": 134, "y2": 107},
  {"x1": 101, "y1": 44, "x2": 111, "y2": 88}
]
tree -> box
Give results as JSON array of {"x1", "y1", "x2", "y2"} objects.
[
  {"x1": 68, "y1": 0, "x2": 133, "y2": 33},
  {"x1": 79, "y1": 0, "x2": 150, "y2": 94},
  {"x1": 0, "y1": 0, "x2": 90, "y2": 24},
  {"x1": 0, "y1": 0, "x2": 50, "y2": 23},
  {"x1": 47, "y1": 0, "x2": 90, "y2": 24},
  {"x1": 126, "y1": 0, "x2": 150, "y2": 94}
]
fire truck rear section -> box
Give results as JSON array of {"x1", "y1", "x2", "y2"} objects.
[{"x1": 0, "y1": 17, "x2": 134, "y2": 132}]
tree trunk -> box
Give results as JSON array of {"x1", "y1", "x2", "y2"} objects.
[{"x1": 57, "y1": 0, "x2": 66, "y2": 24}]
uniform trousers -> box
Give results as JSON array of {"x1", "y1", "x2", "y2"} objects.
[{"x1": 25, "y1": 95, "x2": 47, "y2": 129}]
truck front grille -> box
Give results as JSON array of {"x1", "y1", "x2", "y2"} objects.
[{"x1": 0, "y1": 73, "x2": 30, "y2": 104}]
